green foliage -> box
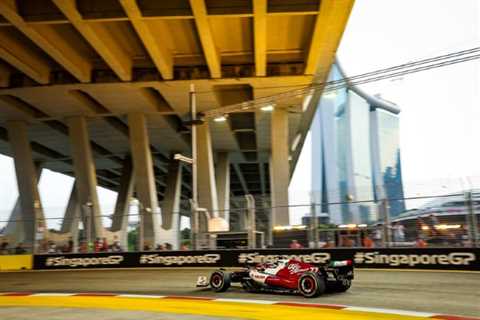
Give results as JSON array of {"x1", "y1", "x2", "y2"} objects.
[
  {"x1": 181, "y1": 228, "x2": 191, "y2": 240},
  {"x1": 128, "y1": 229, "x2": 138, "y2": 251}
]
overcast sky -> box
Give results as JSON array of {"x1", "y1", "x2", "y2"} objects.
[
  {"x1": 1, "y1": 0, "x2": 479, "y2": 228},
  {"x1": 289, "y1": 0, "x2": 480, "y2": 223}
]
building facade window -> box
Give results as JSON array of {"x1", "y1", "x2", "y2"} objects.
[{"x1": 311, "y1": 62, "x2": 405, "y2": 224}]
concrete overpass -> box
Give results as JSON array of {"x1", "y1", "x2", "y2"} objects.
[{"x1": 0, "y1": 0, "x2": 354, "y2": 249}]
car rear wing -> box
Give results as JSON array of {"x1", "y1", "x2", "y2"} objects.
[{"x1": 328, "y1": 260, "x2": 353, "y2": 268}]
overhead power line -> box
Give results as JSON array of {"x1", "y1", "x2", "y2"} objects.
[{"x1": 203, "y1": 47, "x2": 480, "y2": 118}]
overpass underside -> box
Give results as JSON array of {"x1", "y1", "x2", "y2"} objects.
[{"x1": 0, "y1": 0, "x2": 353, "y2": 249}]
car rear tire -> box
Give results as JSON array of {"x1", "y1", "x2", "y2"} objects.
[
  {"x1": 210, "y1": 270, "x2": 231, "y2": 292},
  {"x1": 298, "y1": 272, "x2": 325, "y2": 298}
]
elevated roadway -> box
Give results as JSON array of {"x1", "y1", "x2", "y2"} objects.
[{"x1": 0, "y1": 0, "x2": 355, "y2": 246}]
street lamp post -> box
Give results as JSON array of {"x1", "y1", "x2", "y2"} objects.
[{"x1": 175, "y1": 84, "x2": 204, "y2": 250}]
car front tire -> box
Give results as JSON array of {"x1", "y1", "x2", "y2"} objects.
[{"x1": 210, "y1": 270, "x2": 231, "y2": 292}]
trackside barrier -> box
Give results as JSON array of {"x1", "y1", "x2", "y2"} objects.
[
  {"x1": 0, "y1": 255, "x2": 33, "y2": 271},
  {"x1": 32, "y1": 248, "x2": 480, "y2": 271}
]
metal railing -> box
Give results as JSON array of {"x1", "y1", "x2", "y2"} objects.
[{"x1": 0, "y1": 191, "x2": 478, "y2": 254}]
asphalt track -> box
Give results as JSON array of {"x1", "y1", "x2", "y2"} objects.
[{"x1": 0, "y1": 269, "x2": 478, "y2": 318}]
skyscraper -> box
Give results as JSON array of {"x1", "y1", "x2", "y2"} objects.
[{"x1": 311, "y1": 63, "x2": 405, "y2": 225}]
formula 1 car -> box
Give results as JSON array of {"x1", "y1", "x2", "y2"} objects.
[{"x1": 197, "y1": 258, "x2": 353, "y2": 298}]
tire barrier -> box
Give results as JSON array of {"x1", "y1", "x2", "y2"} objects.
[{"x1": 32, "y1": 248, "x2": 480, "y2": 271}]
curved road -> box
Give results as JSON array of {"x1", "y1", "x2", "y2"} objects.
[{"x1": 0, "y1": 269, "x2": 478, "y2": 317}]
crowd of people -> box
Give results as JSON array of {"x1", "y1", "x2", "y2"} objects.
[
  {"x1": 0, "y1": 236, "x2": 192, "y2": 254},
  {"x1": 0, "y1": 240, "x2": 28, "y2": 254},
  {"x1": 40, "y1": 237, "x2": 189, "y2": 253},
  {"x1": 1, "y1": 213, "x2": 475, "y2": 252},
  {"x1": 311, "y1": 215, "x2": 473, "y2": 248}
]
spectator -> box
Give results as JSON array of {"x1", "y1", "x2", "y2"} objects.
[
  {"x1": 416, "y1": 237, "x2": 427, "y2": 248},
  {"x1": 372, "y1": 224, "x2": 383, "y2": 247},
  {"x1": 94, "y1": 238, "x2": 102, "y2": 252},
  {"x1": 322, "y1": 239, "x2": 335, "y2": 248},
  {"x1": 0, "y1": 240, "x2": 9, "y2": 255},
  {"x1": 60, "y1": 243, "x2": 70, "y2": 253},
  {"x1": 362, "y1": 234, "x2": 374, "y2": 248},
  {"x1": 180, "y1": 244, "x2": 189, "y2": 250},
  {"x1": 111, "y1": 236, "x2": 122, "y2": 252},
  {"x1": 111, "y1": 242, "x2": 122, "y2": 252},
  {"x1": 79, "y1": 240, "x2": 88, "y2": 253},
  {"x1": 459, "y1": 226, "x2": 470, "y2": 247},
  {"x1": 47, "y1": 241, "x2": 57, "y2": 253},
  {"x1": 156, "y1": 244, "x2": 166, "y2": 251},
  {"x1": 67, "y1": 237, "x2": 74, "y2": 253},
  {"x1": 340, "y1": 236, "x2": 354, "y2": 247},
  {"x1": 416, "y1": 217, "x2": 428, "y2": 238},
  {"x1": 164, "y1": 243, "x2": 172, "y2": 250},
  {"x1": 289, "y1": 240, "x2": 303, "y2": 249},
  {"x1": 14, "y1": 242, "x2": 27, "y2": 254},
  {"x1": 427, "y1": 214, "x2": 440, "y2": 236},
  {"x1": 101, "y1": 237, "x2": 108, "y2": 252},
  {"x1": 112, "y1": 236, "x2": 121, "y2": 250},
  {"x1": 392, "y1": 222, "x2": 405, "y2": 243}
]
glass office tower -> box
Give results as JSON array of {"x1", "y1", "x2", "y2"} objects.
[{"x1": 311, "y1": 63, "x2": 405, "y2": 225}]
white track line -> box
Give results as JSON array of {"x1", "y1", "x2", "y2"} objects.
[
  {"x1": 117, "y1": 294, "x2": 166, "y2": 299},
  {"x1": 31, "y1": 293, "x2": 75, "y2": 297},
  {"x1": 344, "y1": 306, "x2": 435, "y2": 317},
  {"x1": 215, "y1": 298, "x2": 277, "y2": 304}
]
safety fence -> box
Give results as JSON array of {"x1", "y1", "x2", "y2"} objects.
[{"x1": 0, "y1": 191, "x2": 479, "y2": 254}]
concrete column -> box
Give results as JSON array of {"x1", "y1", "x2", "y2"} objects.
[
  {"x1": 161, "y1": 159, "x2": 182, "y2": 230},
  {"x1": 197, "y1": 122, "x2": 218, "y2": 232},
  {"x1": 5, "y1": 164, "x2": 43, "y2": 243},
  {"x1": 61, "y1": 182, "x2": 80, "y2": 252},
  {"x1": 6, "y1": 121, "x2": 45, "y2": 250},
  {"x1": 215, "y1": 152, "x2": 230, "y2": 223},
  {"x1": 67, "y1": 116, "x2": 103, "y2": 239},
  {"x1": 270, "y1": 108, "x2": 290, "y2": 226},
  {"x1": 157, "y1": 158, "x2": 183, "y2": 249},
  {"x1": 61, "y1": 182, "x2": 80, "y2": 233},
  {"x1": 128, "y1": 113, "x2": 159, "y2": 246},
  {"x1": 246, "y1": 194, "x2": 256, "y2": 249},
  {"x1": 111, "y1": 156, "x2": 134, "y2": 250}
]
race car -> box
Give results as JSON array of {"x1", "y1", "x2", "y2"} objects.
[{"x1": 197, "y1": 258, "x2": 353, "y2": 298}]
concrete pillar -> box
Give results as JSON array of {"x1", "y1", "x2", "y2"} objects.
[
  {"x1": 61, "y1": 182, "x2": 80, "y2": 233},
  {"x1": 67, "y1": 116, "x2": 103, "y2": 239},
  {"x1": 197, "y1": 122, "x2": 219, "y2": 218},
  {"x1": 5, "y1": 164, "x2": 43, "y2": 243},
  {"x1": 270, "y1": 108, "x2": 290, "y2": 226},
  {"x1": 197, "y1": 121, "x2": 217, "y2": 235},
  {"x1": 61, "y1": 182, "x2": 80, "y2": 252},
  {"x1": 158, "y1": 158, "x2": 182, "y2": 249},
  {"x1": 215, "y1": 152, "x2": 230, "y2": 224},
  {"x1": 161, "y1": 159, "x2": 182, "y2": 230},
  {"x1": 246, "y1": 194, "x2": 256, "y2": 249},
  {"x1": 6, "y1": 121, "x2": 45, "y2": 250},
  {"x1": 128, "y1": 113, "x2": 159, "y2": 247},
  {"x1": 110, "y1": 156, "x2": 134, "y2": 250}
]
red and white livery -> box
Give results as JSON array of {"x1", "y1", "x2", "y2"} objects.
[{"x1": 197, "y1": 258, "x2": 354, "y2": 298}]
